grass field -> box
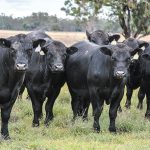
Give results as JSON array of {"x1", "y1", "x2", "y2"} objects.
[{"x1": 0, "y1": 30, "x2": 150, "y2": 150}]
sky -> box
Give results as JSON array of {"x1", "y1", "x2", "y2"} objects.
[{"x1": 0, "y1": 0, "x2": 68, "y2": 18}]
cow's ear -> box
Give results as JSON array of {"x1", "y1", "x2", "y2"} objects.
[
  {"x1": 86, "y1": 30, "x2": 91, "y2": 41},
  {"x1": 109, "y1": 34, "x2": 120, "y2": 43},
  {"x1": 0, "y1": 38, "x2": 11, "y2": 48},
  {"x1": 130, "y1": 48, "x2": 141, "y2": 56},
  {"x1": 66, "y1": 46, "x2": 78, "y2": 55},
  {"x1": 100, "y1": 46, "x2": 112, "y2": 56},
  {"x1": 142, "y1": 53, "x2": 150, "y2": 61},
  {"x1": 33, "y1": 39, "x2": 46, "y2": 49},
  {"x1": 138, "y1": 40, "x2": 149, "y2": 50}
]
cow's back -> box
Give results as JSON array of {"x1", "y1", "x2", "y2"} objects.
[{"x1": 66, "y1": 41, "x2": 99, "y2": 92}]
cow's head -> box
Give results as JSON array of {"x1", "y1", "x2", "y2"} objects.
[
  {"x1": 86, "y1": 30, "x2": 120, "y2": 45},
  {"x1": 33, "y1": 38, "x2": 78, "y2": 73},
  {"x1": 123, "y1": 38, "x2": 149, "y2": 56},
  {"x1": 0, "y1": 34, "x2": 33, "y2": 71},
  {"x1": 100, "y1": 43, "x2": 148, "y2": 79}
]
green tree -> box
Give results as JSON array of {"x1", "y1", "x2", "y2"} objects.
[
  {"x1": 62, "y1": 0, "x2": 150, "y2": 38},
  {"x1": 61, "y1": 0, "x2": 107, "y2": 30},
  {"x1": 106, "y1": 0, "x2": 150, "y2": 38}
]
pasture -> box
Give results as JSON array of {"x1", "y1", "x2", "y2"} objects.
[{"x1": 0, "y1": 30, "x2": 150, "y2": 150}]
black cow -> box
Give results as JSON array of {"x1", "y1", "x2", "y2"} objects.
[
  {"x1": 66, "y1": 41, "x2": 143, "y2": 132},
  {"x1": 24, "y1": 31, "x2": 77, "y2": 127},
  {"x1": 75, "y1": 30, "x2": 121, "y2": 117},
  {"x1": 0, "y1": 34, "x2": 33, "y2": 139},
  {"x1": 138, "y1": 44, "x2": 150, "y2": 118},
  {"x1": 123, "y1": 38, "x2": 148, "y2": 109},
  {"x1": 86, "y1": 30, "x2": 120, "y2": 45}
]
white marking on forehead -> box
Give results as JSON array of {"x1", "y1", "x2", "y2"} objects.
[
  {"x1": 12, "y1": 42, "x2": 21, "y2": 49},
  {"x1": 35, "y1": 44, "x2": 41, "y2": 52}
]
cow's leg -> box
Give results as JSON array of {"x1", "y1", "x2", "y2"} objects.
[
  {"x1": 1, "y1": 105, "x2": 13, "y2": 140},
  {"x1": 44, "y1": 87, "x2": 61, "y2": 126},
  {"x1": 82, "y1": 99, "x2": 90, "y2": 121},
  {"x1": 26, "y1": 85, "x2": 42, "y2": 127},
  {"x1": 125, "y1": 87, "x2": 133, "y2": 109},
  {"x1": 31, "y1": 99, "x2": 43, "y2": 127},
  {"x1": 71, "y1": 95, "x2": 80, "y2": 120},
  {"x1": 109, "y1": 88, "x2": 124, "y2": 132},
  {"x1": 77, "y1": 100, "x2": 84, "y2": 116},
  {"x1": 118, "y1": 105, "x2": 122, "y2": 112},
  {"x1": 90, "y1": 88, "x2": 104, "y2": 132},
  {"x1": 18, "y1": 83, "x2": 25, "y2": 100},
  {"x1": 137, "y1": 88, "x2": 145, "y2": 110},
  {"x1": 145, "y1": 92, "x2": 150, "y2": 118}
]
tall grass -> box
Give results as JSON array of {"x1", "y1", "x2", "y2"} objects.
[
  {"x1": 0, "y1": 85, "x2": 150, "y2": 150},
  {"x1": 0, "y1": 30, "x2": 150, "y2": 149}
]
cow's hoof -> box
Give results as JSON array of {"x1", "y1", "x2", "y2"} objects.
[
  {"x1": 82, "y1": 117, "x2": 88, "y2": 122},
  {"x1": 39, "y1": 114, "x2": 43, "y2": 120},
  {"x1": 1, "y1": 134, "x2": 11, "y2": 140},
  {"x1": 93, "y1": 128, "x2": 100, "y2": 133},
  {"x1": 145, "y1": 113, "x2": 150, "y2": 119},
  {"x1": 44, "y1": 117, "x2": 53, "y2": 127},
  {"x1": 109, "y1": 127, "x2": 116, "y2": 133},
  {"x1": 137, "y1": 104, "x2": 143, "y2": 110},
  {"x1": 32, "y1": 123, "x2": 39, "y2": 127},
  {"x1": 118, "y1": 106, "x2": 122, "y2": 112},
  {"x1": 125, "y1": 104, "x2": 130, "y2": 109},
  {"x1": 93, "y1": 126, "x2": 100, "y2": 133}
]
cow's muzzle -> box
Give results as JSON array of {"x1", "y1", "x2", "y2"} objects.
[
  {"x1": 16, "y1": 63, "x2": 27, "y2": 71},
  {"x1": 51, "y1": 63, "x2": 64, "y2": 72},
  {"x1": 115, "y1": 71, "x2": 126, "y2": 79}
]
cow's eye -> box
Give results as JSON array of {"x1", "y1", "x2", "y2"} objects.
[
  {"x1": 10, "y1": 48, "x2": 16, "y2": 54},
  {"x1": 91, "y1": 39, "x2": 96, "y2": 43},
  {"x1": 127, "y1": 58, "x2": 131, "y2": 62},
  {"x1": 27, "y1": 49, "x2": 32, "y2": 55},
  {"x1": 111, "y1": 57, "x2": 116, "y2": 61},
  {"x1": 105, "y1": 40, "x2": 109, "y2": 45}
]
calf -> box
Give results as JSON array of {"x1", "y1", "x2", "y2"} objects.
[
  {"x1": 123, "y1": 38, "x2": 148, "y2": 109},
  {"x1": 0, "y1": 34, "x2": 33, "y2": 139},
  {"x1": 24, "y1": 31, "x2": 77, "y2": 127}
]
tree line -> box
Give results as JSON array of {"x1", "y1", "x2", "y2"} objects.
[{"x1": 0, "y1": 12, "x2": 121, "y2": 33}]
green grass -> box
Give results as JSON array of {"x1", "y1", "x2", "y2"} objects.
[{"x1": 0, "y1": 85, "x2": 150, "y2": 150}]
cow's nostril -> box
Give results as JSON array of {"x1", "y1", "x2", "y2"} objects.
[
  {"x1": 16, "y1": 63, "x2": 27, "y2": 70},
  {"x1": 116, "y1": 71, "x2": 126, "y2": 77},
  {"x1": 54, "y1": 64, "x2": 63, "y2": 70}
]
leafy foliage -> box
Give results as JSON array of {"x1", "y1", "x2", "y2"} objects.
[{"x1": 62, "y1": 0, "x2": 150, "y2": 38}]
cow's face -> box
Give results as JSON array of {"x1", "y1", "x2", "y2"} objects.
[
  {"x1": 0, "y1": 35, "x2": 32, "y2": 71},
  {"x1": 33, "y1": 39, "x2": 78, "y2": 73},
  {"x1": 86, "y1": 30, "x2": 120, "y2": 45},
  {"x1": 100, "y1": 43, "x2": 145, "y2": 79}
]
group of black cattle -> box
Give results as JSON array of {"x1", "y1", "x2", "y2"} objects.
[{"x1": 0, "y1": 30, "x2": 150, "y2": 140}]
